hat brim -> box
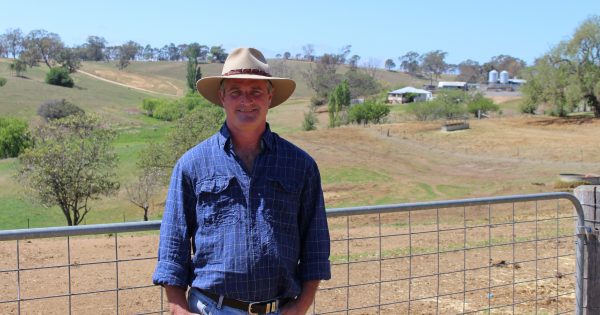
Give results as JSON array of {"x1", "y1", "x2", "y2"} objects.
[{"x1": 196, "y1": 74, "x2": 296, "y2": 108}]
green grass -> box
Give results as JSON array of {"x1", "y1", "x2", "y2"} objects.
[
  {"x1": 436, "y1": 184, "x2": 471, "y2": 198},
  {"x1": 321, "y1": 167, "x2": 392, "y2": 185}
]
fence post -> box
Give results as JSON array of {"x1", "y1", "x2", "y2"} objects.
[{"x1": 574, "y1": 185, "x2": 600, "y2": 314}]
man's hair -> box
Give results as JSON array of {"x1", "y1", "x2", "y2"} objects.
[{"x1": 219, "y1": 79, "x2": 273, "y2": 96}]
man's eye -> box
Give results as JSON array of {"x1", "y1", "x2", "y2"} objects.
[{"x1": 230, "y1": 91, "x2": 240, "y2": 96}]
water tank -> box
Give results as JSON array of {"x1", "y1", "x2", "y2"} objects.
[
  {"x1": 499, "y1": 70, "x2": 509, "y2": 84},
  {"x1": 488, "y1": 70, "x2": 498, "y2": 84}
]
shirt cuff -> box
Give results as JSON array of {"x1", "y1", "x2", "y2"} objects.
[
  {"x1": 152, "y1": 260, "x2": 190, "y2": 287},
  {"x1": 300, "y1": 260, "x2": 331, "y2": 282}
]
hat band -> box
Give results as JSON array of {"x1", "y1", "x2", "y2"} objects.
[{"x1": 223, "y1": 68, "x2": 272, "y2": 77}]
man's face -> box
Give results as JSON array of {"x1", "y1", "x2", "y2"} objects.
[{"x1": 219, "y1": 79, "x2": 273, "y2": 132}]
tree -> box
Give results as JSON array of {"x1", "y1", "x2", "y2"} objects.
[
  {"x1": 45, "y1": 67, "x2": 74, "y2": 87},
  {"x1": 185, "y1": 43, "x2": 202, "y2": 91},
  {"x1": 17, "y1": 114, "x2": 120, "y2": 226},
  {"x1": 37, "y1": 99, "x2": 84, "y2": 121},
  {"x1": 328, "y1": 80, "x2": 351, "y2": 127},
  {"x1": 55, "y1": 47, "x2": 81, "y2": 73},
  {"x1": 117, "y1": 41, "x2": 141, "y2": 69},
  {"x1": 349, "y1": 54, "x2": 361, "y2": 69},
  {"x1": 466, "y1": 94, "x2": 499, "y2": 116},
  {"x1": 23, "y1": 29, "x2": 64, "y2": 68},
  {"x1": 2, "y1": 28, "x2": 24, "y2": 58},
  {"x1": 485, "y1": 54, "x2": 526, "y2": 77},
  {"x1": 303, "y1": 53, "x2": 341, "y2": 99},
  {"x1": 384, "y1": 59, "x2": 396, "y2": 71},
  {"x1": 83, "y1": 36, "x2": 107, "y2": 61},
  {"x1": 523, "y1": 15, "x2": 600, "y2": 117},
  {"x1": 343, "y1": 69, "x2": 380, "y2": 98},
  {"x1": 421, "y1": 50, "x2": 448, "y2": 84},
  {"x1": 457, "y1": 59, "x2": 483, "y2": 83},
  {"x1": 0, "y1": 117, "x2": 32, "y2": 159},
  {"x1": 210, "y1": 45, "x2": 227, "y2": 63},
  {"x1": 348, "y1": 101, "x2": 390, "y2": 125},
  {"x1": 283, "y1": 51, "x2": 291, "y2": 60},
  {"x1": 337, "y1": 45, "x2": 352, "y2": 64},
  {"x1": 9, "y1": 59, "x2": 27, "y2": 77},
  {"x1": 126, "y1": 168, "x2": 162, "y2": 221},
  {"x1": 139, "y1": 106, "x2": 224, "y2": 180},
  {"x1": 399, "y1": 51, "x2": 420, "y2": 74},
  {"x1": 302, "y1": 44, "x2": 315, "y2": 61}
]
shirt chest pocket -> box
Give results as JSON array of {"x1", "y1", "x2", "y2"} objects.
[
  {"x1": 195, "y1": 176, "x2": 241, "y2": 229},
  {"x1": 262, "y1": 177, "x2": 302, "y2": 223}
]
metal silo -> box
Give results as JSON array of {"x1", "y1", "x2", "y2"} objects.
[
  {"x1": 499, "y1": 70, "x2": 509, "y2": 84},
  {"x1": 488, "y1": 70, "x2": 498, "y2": 84}
]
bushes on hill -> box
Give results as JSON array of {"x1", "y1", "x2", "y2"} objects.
[
  {"x1": 348, "y1": 101, "x2": 391, "y2": 125},
  {"x1": 0, "y1": 117, "x2": 32, "y2": 159},
  {"x1": 0, "y1": 77, "x2": 6, "y2": 87},
  {"x1": 142, "y1": 93, "x2": 214, "y2": 121},
  {"x1": 37, "y1": 99, "x2": 84, "y2": 121},
  {"x1": 45, "y1": 67, "x2": 74, "y2": 88}
]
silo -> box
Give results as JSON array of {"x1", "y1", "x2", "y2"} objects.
[
  {"x1": 499, "y1": 70, "x2": 509, "y2": 84},
  {"x1": 488, "y1": 70, "x2": 498, "y2": 84}
]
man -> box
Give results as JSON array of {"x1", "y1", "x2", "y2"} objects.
[{"x1": 153, "y1": 47, "x2": 331, "y2": 315}]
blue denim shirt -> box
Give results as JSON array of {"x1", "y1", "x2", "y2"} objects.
[{"x1": 152, "y1": 124, "x2": 331, "y2": 301}]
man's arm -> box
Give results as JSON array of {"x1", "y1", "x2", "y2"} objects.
[
  {"x1": 165, "y1": 285, "x2": 196, "y2": 315},
  {"x1": 281, "y1": 280, "x2": 320, "y2": 315}
]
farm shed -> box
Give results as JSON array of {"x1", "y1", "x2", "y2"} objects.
[
  {"x1": 437, "y1": 81, "x2": 467, "y2": 90},
  {"x1": 387, "y1": 87, "x2": 432, "y2": 104}
]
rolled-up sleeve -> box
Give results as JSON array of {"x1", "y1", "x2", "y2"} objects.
[
  {"x1": 152, "y1": 159, "x2": 197, "y2": 287},
  {"x1": 298, "y1": 160, "x2": 331, "y2": 282}
]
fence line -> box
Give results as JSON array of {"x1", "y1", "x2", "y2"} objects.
[{"x1": 0, "y1": 192, "x2": 584, "y2": 314}]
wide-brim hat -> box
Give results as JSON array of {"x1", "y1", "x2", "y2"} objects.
[{"x1": 196, "y1": 47, "x2": 296, "y2": 108}]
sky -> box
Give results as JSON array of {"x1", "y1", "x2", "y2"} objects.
[{"x1": 1, "y1": 0, "x2": 598, "y2": 67}]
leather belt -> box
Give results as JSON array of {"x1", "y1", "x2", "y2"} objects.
[{"x1": 198, "y1": 289, "x2": 286, "y2": 314}]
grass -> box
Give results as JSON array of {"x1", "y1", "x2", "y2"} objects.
[{"x1": 321, "y1": 167, "x2": 392, "y2": 185}]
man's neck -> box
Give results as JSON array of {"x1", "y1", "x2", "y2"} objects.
[
  {"x1": 227, "y1": 122, "x2": 265, "y2": 173},
  {"x1": 227, "y1": 122, "x2": 265, "y2": 153}
]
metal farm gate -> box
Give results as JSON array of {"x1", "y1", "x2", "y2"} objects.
[{"x1": 0, "y1": 192, "x2": 589, "y2": 314}]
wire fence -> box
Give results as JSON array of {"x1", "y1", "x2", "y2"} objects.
[{"x1": 0, "y1": 192, "x2": 583, "y2": 314}]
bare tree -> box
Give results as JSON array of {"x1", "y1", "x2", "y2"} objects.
[
  {"x1": 363, "y1": 58, "x2": 380, "y2": 79},
  {"x1": 126, "y1": 169, "x2": 163, "y2": 221}
]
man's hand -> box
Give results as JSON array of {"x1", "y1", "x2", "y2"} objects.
[
  {"x1": 280, "y1": 280, "x2": 320, "y2": 315},
  {"x1": 164, "y1": 285, "x2": 198, "y2": 315}
]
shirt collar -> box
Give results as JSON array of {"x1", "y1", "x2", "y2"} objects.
[{"x1": 217, "y1": 123, "x2": 275, "y2": 153}]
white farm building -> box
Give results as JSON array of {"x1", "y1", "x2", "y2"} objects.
[{"x1": 387, "y1": 87, "x2": 433, "y2": 104}]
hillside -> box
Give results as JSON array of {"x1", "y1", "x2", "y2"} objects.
[
  {"x1": 79, "y1": 59, "x2": 430, "y2": 99},
  {"x1": 0, "y1": 59, "x2": 173, "y2": 124}
]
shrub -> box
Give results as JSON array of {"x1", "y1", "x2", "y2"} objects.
[
  {"x1": 0, "y1": 117, "x2": 32, "y2": 159},
  {"x1": 519, "y1": 101, "x2": 538, "y2": 114},
  {"x1": 348, "y1": 101, "x2": 390, "y2": 125},
  {"x1": 45, "y1": 67, "x2": 74, "y2": 87},
  {"x1": 141, "y1": 98, "x2": 164, "y2": 116},
  {"x1": 0, "y1": 77, "x2": 6, "y2": 87},
  {"x1": 37, "y1": 99, "x2": 84, "y2": 121},
  {"x1": 302, "y1": 109, "x2": 318, "y2": 131},
  {"x1": 467, "y1": 96, "x2": 499, "y2": 116},
  {"x1": 407, "y1": 100, "x2": 443, "y2": 121},
  {"x1": 153, "y1": 101, "x2": 188, "y2": 121},
  {"x1": 144, "y1": 94, "x2": 214, "y2": 121}
]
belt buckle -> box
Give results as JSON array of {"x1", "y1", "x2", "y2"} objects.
[{"x1": 248, "y1": 300, "x2": 277, "y2": 315}]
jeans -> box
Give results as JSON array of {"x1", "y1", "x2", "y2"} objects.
[{"x1": 188, "y1": 288, "x2": 281, "y2": 315}]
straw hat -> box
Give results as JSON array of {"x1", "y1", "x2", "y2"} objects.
[{"x1": 196, "y1": 47, "x2": 296, "y2": 108}]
